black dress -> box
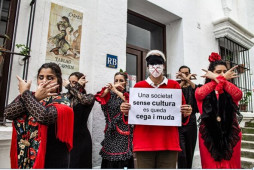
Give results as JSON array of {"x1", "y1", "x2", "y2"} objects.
[
  {"x1": 45, "y1": 124, "x2": 69, "y2": 168},
  {"x1": 95, "y1": 88, "x2": 134, "y2": 169},
  {"x1": 178, "y1": 85, "x2": 199, "y2": 169},
  {"x1": 66, "y1": 83, "x2": 95, "y2": 169}
]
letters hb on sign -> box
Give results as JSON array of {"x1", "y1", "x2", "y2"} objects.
[{"x1": 106, "y1": 54, "x2": 118, "y2": 69}]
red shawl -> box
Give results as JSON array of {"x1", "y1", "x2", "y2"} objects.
[{"x1": 10, "y1": 104, "x2": 74, "y2": 169}]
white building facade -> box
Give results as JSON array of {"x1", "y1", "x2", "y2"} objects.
[{"x1": 0, "y1": 0, "x2": 254, "y2": 168}]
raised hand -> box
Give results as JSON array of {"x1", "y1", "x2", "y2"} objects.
[
  {"x1": 181, "y1": 104, "x2": 192, "y2": 117},
  {"x1": 106, "y1": 83, "x2": 113, "y2": 90},
  {"x1": 201, "y1": 69, "x2": 218, "y2": 80},
  {"x1": 176, "y1": 72, "x2": 190, "y2": 81},
  {"x1": 176, "y1": 72, "x2": 184, "y2": 80},
  {"x1": 16, "y1": 75, "x2": 32, "y2": 94},
  {"x1": 176, "y1": 72, "x2": 197, "y2": 81},
  {"x1": 35, "y1": 81, "x2": 59, "y2": 101},
  {"x1": 187, "y1": 73, "x2": 197, "y2": 80},
  {"x1": 78, "y1": 75, "x2": 88, "y2": 86},
  {"x1": 63, "y1": 79, "x2": 70, "y2": 87},
  {"x1": 224, "y1": 65, "x2": 238, "y2": 80},
  {"x1": 178, "y1": 72, "x2": 187, "y2": 80},
  {"x1": 112, "y1": 83, "x2": 125, "y2": 93}
]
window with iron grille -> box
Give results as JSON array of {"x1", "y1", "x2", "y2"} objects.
[{"x1": 218, "y1": 37, "x2": 253, "y2": 112}]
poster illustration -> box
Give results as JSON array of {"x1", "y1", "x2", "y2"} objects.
[{"x1": 46, "y1": 3, "x2": 83, "y2": 76}]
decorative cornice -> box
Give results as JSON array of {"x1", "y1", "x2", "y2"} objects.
[{"x1": 213, "y1": 17, "x2": 254, "y2": 49}]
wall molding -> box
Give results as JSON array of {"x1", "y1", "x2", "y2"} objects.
[{"x1": 213, "y1": 17, "x2": 254, "y2": 49}]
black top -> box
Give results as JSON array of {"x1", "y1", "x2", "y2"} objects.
[
  {"x1": 200, "y1": 91, "x2": 240, "y2": 161},
  {"x1": 181, "y1": 85, "x2": 199, "y2": 123},
  {"x1": 96, "y1": 90, "x2": 133, "y2": 161},
  {"x1": 66, "y1": 83, "x2": 95, "y2": 168}
]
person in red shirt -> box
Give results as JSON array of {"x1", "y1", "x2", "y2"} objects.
[
  {"x1": 195, "y1": 52, "x2": 242, "y2": 169},
  {"x1": 120, "y1": 50, "x2": 192, "y2": 169}
]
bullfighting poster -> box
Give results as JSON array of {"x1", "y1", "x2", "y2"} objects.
[{"x1": 46, "y1": 3, "x2": 83, "y2": 76}]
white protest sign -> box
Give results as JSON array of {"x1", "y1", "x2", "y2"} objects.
[{"x1": 128, "y1": 88, "x2": 182, "y2": 126}]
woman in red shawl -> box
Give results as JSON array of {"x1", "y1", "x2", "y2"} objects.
[
  {"x1": 195, "y1": 53, "x2": 242, "y2": 169},
  {"x1": 4, "y1": 63, "x2": 74, "y2": 169}
]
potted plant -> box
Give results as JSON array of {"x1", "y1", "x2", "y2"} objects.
[
  {"x1": 239, "y1": 91, "x2": 252, "y2": 111},
  {"x1": 16, "y1": 44, "x2": 30, "y2": 56},
  {"x1": 0, "y1": 35, "x2": 30, "y2": 56},
  {"x1": 225, "y1": 55, "x2": 232, "y2": 69}
]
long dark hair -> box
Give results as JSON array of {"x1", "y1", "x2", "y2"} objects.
[
  {"x1": 37, "y1": 62, "x2": 63, "y2": 92},
  {"x1": 69, "y1": 72, "x2": 85, "y2": 89},
  {"x1": 205, "y1": 60, "x2": 227, "y2": 84},
  {"x1": 69, "y1": 72, "x2": 84, "y2": 80}
]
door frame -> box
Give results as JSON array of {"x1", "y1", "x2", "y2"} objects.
[
  {"x1": 126, "y1": 10, "x2": 167, "y2": 82},
  {"x1": 126, "y1": 44, "x2": 149, "y2": 82},
  {"x1": 128, "y1": 10, "x2": 167, "y2": 55}
]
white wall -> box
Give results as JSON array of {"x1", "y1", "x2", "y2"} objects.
[
  {"x1": 147, "y1": 0, "x2": 223, "y2": 84},
  {"x1": 166, "y1": 19, "x2": 184, "y2": 78},
  {"x1": 88, "y1": 0, "x2": 128, "y2": 166}
]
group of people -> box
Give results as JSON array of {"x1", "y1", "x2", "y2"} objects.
[{"x1": 4, "y1": 50, "x2": 242, "y2": 169}]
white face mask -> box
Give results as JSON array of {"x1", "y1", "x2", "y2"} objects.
[{"x1": 148, "y1": 64, "x2": 164, "y2": 78}]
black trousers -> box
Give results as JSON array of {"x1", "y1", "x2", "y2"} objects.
[
  {"x1": 101, "y1": 157, "x2": 134, "y2": 169},
  {"x1": 178, "y1": 116, "x2": 197, "y2": 169}
]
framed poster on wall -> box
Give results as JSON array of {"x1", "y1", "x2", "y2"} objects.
[{"x1": 46, "y1": 3, "x2": 83, "y2": 77}]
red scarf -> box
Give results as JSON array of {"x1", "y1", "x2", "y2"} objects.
[{"x1": 10, "y1": 104, "x2": 74, "y2": 169}]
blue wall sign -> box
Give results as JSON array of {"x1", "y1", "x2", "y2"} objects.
[{"x1": 106, "y1": 54, "x2": 118, "y2": 69}]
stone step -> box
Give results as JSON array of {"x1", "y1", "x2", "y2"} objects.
[
  {"x1": 0, "y1": 139, "x2": 11, "y2": 168},
  {"x1": 241, "y1": 140, "x2": 254, "y2": 149},
  {"x1": 245, "y1": 121, "x2": 254, "y2": 127},
  {"x1": 241, "y1": 157, "x2": 254, "y2": 169},
  {"x1": 0, "y1": 126, "x2": 12, "y2": 140},
  {"x1": 241, "y1": 148, "x2": 254, "y2": 159},
  {"x1": 242, "y1": 134, "x2": 254, "y2": 141},
  {"x1": 242, "y1": 127, "x2": 254, "y2": 134}
]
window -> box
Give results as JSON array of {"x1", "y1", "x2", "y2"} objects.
[
  {"x1": 0, "y1": 0, "x2": 18, "y2": 123},
  {"x1": 126, "y1": 10, "x2": 166, "y2": 87},
  {"x1": 218, "y1": 37, "x2": 253, "y2": 112}
]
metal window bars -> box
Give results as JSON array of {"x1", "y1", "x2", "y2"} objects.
[
  {"x1": 218, "y1": 37, "x2": 253, "y2": 112},
  {"x1": 0, "y1": 0, "x2": 36, "y2": 125}
]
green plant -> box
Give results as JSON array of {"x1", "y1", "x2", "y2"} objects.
[
  {"x1": 16, "y1": 44, "x2": 30, "y2": 56},
  {"x1": 226, "y1": 55, "x2": 232, "y2": 61},
  {"x1": 240, "y1": 91, "x2": 252, "y2": 105}
]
